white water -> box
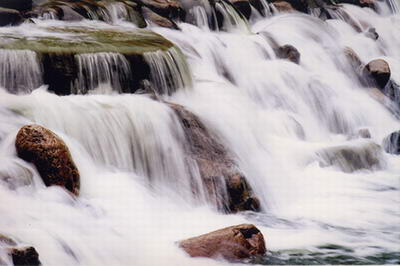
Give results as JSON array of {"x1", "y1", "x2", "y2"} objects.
[{"x1": 1, "y1": 1, "x2": 400, "y2": 265}]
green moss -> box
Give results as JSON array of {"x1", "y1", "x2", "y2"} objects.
[{"x1": 0, "y1": 27, "x2": 173, "y2": 55}]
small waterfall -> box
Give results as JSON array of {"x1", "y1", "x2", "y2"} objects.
[
  {"x1": 190, "y1": 6, "x2": 210, "y2": 29},
  {"x1": 104, "y1": 2, "x2": 132, "y2": 24},
  {"x1": 144, "y1": 47, "x2": 193, "y2": 95},
  {"x1": 0, "y1": 50, "x2": 42, "y2": 94},
  {"x1": 74, "y1": 52, "x2": 132, "y2": 94},
  {"x1": 214, "y1": 1, "x2": 249, "y2": 32},
  {"x1": 258, "y1": 0, "x2": 274, "y2": 17}
]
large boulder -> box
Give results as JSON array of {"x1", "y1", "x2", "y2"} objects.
[
  {"x1": 136, "y1": 0, "x2": 185, "y2": 20},
  {"x1": 167, "y1": 103, "x2": 260, "y2": 212},
  {"x1": 179, "y1": 224, "x2": 266, "y2": 261},
  {"x1": 0, "y1": 7, "x2": 23, "y2": 26},
  {"x1": 383, "y1": 130, "x2": 400, "y2": 155},
  {"x1": 15, "y1": 125, "x2": 80, "y2": 196},
  {"x1": 272, "y1": 1, "x2": 295, "y2": 12},
  {"x1": 363, "y1": 59, "x2": 391, "y2": 89},
  {"x1": 141, "y1": 6, "x2": 178, "y2": 29}
]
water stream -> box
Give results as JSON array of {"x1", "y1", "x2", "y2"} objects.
[{"x1": 0, "y1": 1, "x2": 399, "y2": 265}]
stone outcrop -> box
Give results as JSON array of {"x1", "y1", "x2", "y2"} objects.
[
  {"x1": 167, "y1": 103, "x2": 260, "y2": 212},
  {"x1": 15, "y1": 125, "x2": 80, "y2": 195},
  {"x1": 0, "y1": 0, "x2": 32, "y2": 12},
  {"x1": 179, "y1": 224, "x2": 266, "y2": 261},
  {"x1": 276, "y1": 44, "x2": 301, "y2": 64},
  {"x1": 272, "y1": 1, "x2": 295, "y2": 12}
]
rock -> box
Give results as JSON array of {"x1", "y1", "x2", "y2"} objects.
[
  {"x1": 272, "y1": 1, "x2": 295, "y2": 12},
  {"x1": 59, "y1": 5, "x2": 85, "y2": 21},
  {"x1": 141, "y1": 6, "x2": 178, "y2": 29},
  {"x1": 363, "y1": 59, "x2": 391, "y2": 89},
  {"x1": 383, "y1": 130, "x2": 400, "y2": 155},
  {"x1": 276, "y1": 44, "x2": 300, "y2": 64},
  {"x1": 179, "y1": 224, "x2": 266, "y2": 261},
  {"x1": 10, "y1": 247, "x2": 41, "y2": 266},
  {"x1": 0, "y1": 0, "x2": 32, "y2": 12},
  {"x1": 167, "y1": 103, "x2": 260, "y2": 212},
  {"x1": 336, "y1": 0, "x2": 376, "y2": 8},
  {"x1": 344, "y1": 47, "x2": 362, "y2": 70},
  {"x1": 365, "y1": 27, "x2": 379, "y2": 40},
  {"x1": 229, "y1": 0, "x2": 252, "y2": 20},
  {"x1": 138, "y1": 0, "x2": 185, "y2": 20},
  {"x1": 316, "y1": 140, "x2": 383, "y2": 173},
  {"x1": 15, "y1": 125, "x2": 80, "y2": 195},
  {"x1": 0, "y1": 234, "x2": 17, "y2": 246},
  {"x1": 357, "y1": 128, "x2": 371, "y2": 139},
  {"x1": 0, "y1": 8, "x2": 23, "y2": 26}
]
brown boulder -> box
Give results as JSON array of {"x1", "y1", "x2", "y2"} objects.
[
  {"x1": 137, "y1": 0, "x2": 185, "y2": 20},
  {"x1": 179, "y1": 224, "x2": 266, "y2": 261},
  {"x1": 167, "y1": 103, "x2": 260, "y2": 212},
  {"x1": 363, "y1": 59, "x2": 391, "y2": 89},
  {"x1": 15, "y1": 125, "x2": 80, "y2": 196},
  {"x1": 142, "y1": 6, "x2": 178, "y2": 29}
]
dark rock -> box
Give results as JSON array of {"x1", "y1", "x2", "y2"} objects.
[
  {"x1": 59, "y1": 5, "x2": 85, "y2": 21},
  {"x1": 10, "y1": 247, "x2": 41, "y2": 266},
  {"x1": 137, "y1": 0, "x2": 185, "y2": 20},
  {"x1": 276, "y1": 44, "x2": 300, "y2": 64},
  {"x1": 0, "y1": 0, "x2": 32, "y2": 12},
  {"x1": 179, "y1": 224, "x2": 266, "y2": 261},
  {"x1": 363, "y1": 59, "x2": 391, "y2": 89},
  {"x1": 15, "y1": 125, "x2": 80, "y2": 196},
  {"x1": 0, "y1": 7, "x2": 23, "y2": 26},
  {"x1": 358, "y1": 128, "x2": 371, "y2": 139},
  {"x1": 229, "y1": 0, "x2": 252, "y2": 19},
  {"x1": 168, "y1": 103, "x2": 260, "y2": 212},
  {"x1": 383, "y1": 130, "x2": 400, "y2": 155},
  {"x1": 336, "y1": 0, "x2": 376, "y2": 8},
  {"x1": 141, "y1": 6, "x2": 179, "y2": 29},
  {"x1": 272, "y1": 1, "x2": 295, "y2": 12}
]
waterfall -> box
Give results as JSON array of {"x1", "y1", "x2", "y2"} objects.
[
  {"x1": 144, "y1": 47, "x2": 193, "y2": 95},
  {"x1": 74, "y1": 52, "x2": 132, "y2": 94},
  {"x1": 0, "y1": 50, "x2": 42, "y2": 94},
  {"x1": 0, "y1": 1, "x2": 399, "y2": 265}
]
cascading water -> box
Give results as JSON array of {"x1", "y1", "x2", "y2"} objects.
[
  {"x1": 0, "y1": 0, "x2": 399, "y2": 265},
  {"x1": 0, "y1": 50, "x2": 42, "y2": 94},
  {"x1": 74, "y1": 52, "x2": 132, "y2": 94}
]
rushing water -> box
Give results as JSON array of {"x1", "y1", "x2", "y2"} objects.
[{"x1": 0, "y1": 1, "x2": 399, "y2": 265}]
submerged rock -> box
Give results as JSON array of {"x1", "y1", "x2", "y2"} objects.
[
  {"x1": 316, "y1": 140, "x2": 383, "y2": 173},
  {"x1": 179, "y1": 224, "x2": 266, "y2": 261},
  {"x1": 383, "y1": 130, "x2": 400, "y2": 155},
  {"x1": 15, "y1": 125, "x2": 80, "y2": 196},
  {"x1": 276, "y1": 44, "x2": 301, "y2": 64},
  {"x1": 229, "y1": 0, "x2": 252, "y2": 20},
  {"x1": 363, "y1": 59, "x2": 391, "y2": 89},
  {"x1": 168, "y1": 103, "x2": 260, "y2": 212},
  {"x1": 0, "y1": 8, "x2": 23, "y2": 26}
]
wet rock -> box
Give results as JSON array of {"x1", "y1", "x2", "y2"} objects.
[
  {"x1": 179, "y1": 224, "x2": 266, "y2": 261},
  {"x1": 138, "y1": 0, "x2": 185, "y2": 20},
  {"x1": 15, "y1": 125, "x2": 80, "y2": 195},
  {"x1": 337, "y1": 0, "x2": 376, "y2": 8},
  {"x1": 142, "y1": 6, "x2": 179, "y2": 29},
  {"x1": 276, "y1": 44, "x2": 301, "y2": 64},
  {"x1": 10, "y1": 247, "x2": 41, "y2": 266},
  {"x1": 0, "y1": 234, "x2": 17, "y2": 246},
  {"x1": 229, "y1": 0, "x2": 252, "y2": 19},
  {"x1": 383, "y1": 130, "x2": 400, "y2": 155},
  {"x1": 59, "y1": 5, "x2": 85, "y2": 21},
  {"x1": 0, "y1": 0, "x2": 32, "y2": 12},
  {"x1": 272, "y1": 1, "x2": 295, "y2": 12},
  {"x1": 316, "y1": 140, "x2": 383, "y2": 173},
  {"x1": 363, "y1": 59, "x2": 391, "y2": 89},
  {"x1": 357, "y1": 128, "x2": 371, "y2": 139},
  {"x1": 344, "y1": 47, "x2": 362, "y2": 70},
  {"x1": 167, "y1": 103, "x2": 260, "y2": 212},
  {"x1": 0, "y1": 8, "x2": 23, "y2": 26},
  {"x1": 365, "y1": 27, "x2": 379, "y2": 40}
]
